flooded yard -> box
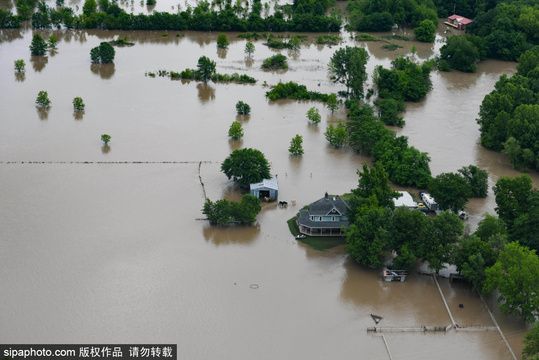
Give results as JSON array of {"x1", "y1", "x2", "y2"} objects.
[{"x1": 0, "y1": 12, "x2": 532, "y2": 359}]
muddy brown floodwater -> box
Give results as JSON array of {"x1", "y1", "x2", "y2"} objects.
[{"x1": 0, "y1": 9, "x2": 534, "y2": 360}]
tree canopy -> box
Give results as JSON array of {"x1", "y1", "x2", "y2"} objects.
[
  {"x1": 483, "y1": 242, "x2": 539, "y2": 323},
  {"x1": 440, "y1": 35, "x2": 481, "y2": 73},
  {"x1": 202, "y1": 194, "x2": 262, "y2": 225},
  {"x1": 328, "y1": 46, "x2": 369, "y2": 99},
  {"x1": 90, "y1": 42, "x2": 115, "y2": 63},
  {"x1": 221, "y1": 148, "x2": 271, "y2": 189},
  {"x1": 428, "y1": 172, "x2": 472, "y2": 212},
  {"x1": 196, "y1": 56, "x2": 216, "y2": 82}
]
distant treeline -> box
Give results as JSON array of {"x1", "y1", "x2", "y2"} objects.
[{"x1": 1, "y1": 0, "x2": 342, "y2": 32}]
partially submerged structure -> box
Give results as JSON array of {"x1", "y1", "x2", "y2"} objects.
[
  {"x1": 250, "y1": 175, "x2": 278, "y2": 201},
  {"x1": 297, "y1": 192, "x2": 350, "y2": 236},
  {"x1": 445, "y1": 15, "x2": 473, "y2": 30}
]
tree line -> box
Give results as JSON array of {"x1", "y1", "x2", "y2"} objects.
[{"x1": 2, "y1": 0, "x2": 342, "y2": 32}]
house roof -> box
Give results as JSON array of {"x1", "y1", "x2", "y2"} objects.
[
  {"x1": 394, "y1": 191, "x2": 416, "y2": 208},
  {"x1": 307, "y1": 193, "x2": 350, "y2": 216},
  {"x1": 297, "y1": 209, "x2": 350, "y2": 229},
  {"x1": 448, "y1": 14, "x2": 473, "y2": 24},
  {"x1": 250, "y1": 175, "x2": 278, "y2": 191}
]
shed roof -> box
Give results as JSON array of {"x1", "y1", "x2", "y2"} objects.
[
  {"x1": 448, "y1": 14, "x2": 473, "y2": 24},
  {"x1": 250, "y1": 175, "x2": 278, "y2": 191},
  {"x1": 394, "y1": 191, "x2": 416, "y2": 208}
]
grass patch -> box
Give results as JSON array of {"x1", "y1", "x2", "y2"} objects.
[
  {"x1": 382, "y1": 43, "x2": 403, "y2": 51},
  {"x1": 381, "y1": 34, "x2": 410, "y2": 41},
  {"x1": 356, "y1": 33, "x2": 382, "y2": 42},
  {"x1": 287, "y1": 216, "x2": 347, "y2": 251}
]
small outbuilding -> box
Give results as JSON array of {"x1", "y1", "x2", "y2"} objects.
[
  {"x1": 446, "y1": 14, "x2": 473, "y2": 30},
  {"x1": 394, "y1": 191, "x2": 416, "y2": 209},
  {"x1": 250, "y1": 175, "x2": 278, "y2": 201}
]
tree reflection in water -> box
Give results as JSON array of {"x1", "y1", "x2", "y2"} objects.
[
  {"x1": 90, "y1": 63, "x2": 115, "y2": 79},
  {"x1": 36, "y1": 106, "x2": 50, "y2": 120},
  {"x1": 197, "y1": 82, "x2": 215, "y2": 102},
  {"x1": 31, "y1": 56, "x2": 48, "y2": 72}
]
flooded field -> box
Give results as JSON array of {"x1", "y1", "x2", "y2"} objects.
[{"x1": 0, "y1": 12, "x2": 533, "y2": 360}]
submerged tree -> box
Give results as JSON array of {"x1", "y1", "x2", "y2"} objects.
[
  {"x1": 30, "y1": 34, "x2": 47, "y2": 56},
  {"x1": 483, "y1": 242, "x2": 539, "y2": 323},
  {"x1": 324, "y1": 120, "x2": 348, "y2": 148},
  {"x1": 203, "y1": 194, "x2": 262, "y2": 225},
  {"x1": 73, "y1": 97, "x2": 85, "y2": 110},
  {"x1": 245, "y1": 41, "x2": 255, "y2": 57},
  {"x1": 90, "y1": 42, "x2": 115, "y2": 63},
  {"x1": 101, "y1": 134, "x2": 111, "y2": 145},
  {"x1": 327, "y1": 93, "x2": 338, "y2": 114},
  {"x1": 14, "y1": 59, "x2": 25, "y2": 72},
  {"x1": 235, "y1": 100, "x2": 251, "y2": 115},
  {"x1": 48, "y1": 35, "x2": 59, "y2": 49},
  {"x1": 306, "y1": 107, "x2": 321, "y2": 124},
  {"x1": 35, "y1": 90, "x2": 51, "y2": 107},
  {"x1": 228, "y1": 121, "x2": 244, "y2": 140},
  {"x1": 217, "y1": 34, "x2": 229, "y2": 48},
  {"x1": 196, "y1": 56, "x2": 216, "y2": 82},
  {"x1": 289, "y1": 134, "x2": 304, "y2": 156},
  {"x1": 328, "y1": 46, "x2": 369, "y2": 98}
]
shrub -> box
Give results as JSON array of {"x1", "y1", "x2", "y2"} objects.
[
  {"x1": 101, "y1": 134, "x2": 111, "y2": 145},
  {"x1": 228, "y1": 121, "x2": 244, "y2": 140},
  {"x1": 307, "y1": 107, "x2": 321, "y2": 124},
  {"x1": 262, "y1": 54, "x2": 288, "y2": 69},
  {"x1": 73, "y1": 97, "x2": 85, "y2": 110},
  {"x1": 217, "y1": 34, "x2": 229, "y2": 48}
]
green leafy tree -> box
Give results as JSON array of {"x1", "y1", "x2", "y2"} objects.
[
  {"x1": 217, "y1": 34, "x2": 229, "y2": 48},
  {"x1": 328, "y1": 46, "x2": 369, "y2": 98},
  {"x1": 523, "y1": 322, "x2": 539, "y2": 360},
  {"x1": 374, "y1": 98, "x2": 405, "y2": 127},
  {"x1": 344, "y1": 205, "x2": 392, "y2": 268},
  {"x1": 235, "y1": 100, "x2": 251, "y2": 115},
  {"x1": 484, "y1": 242, "x2": 539, "y2": 323},
  {"x1": 288, "y1": 36, "x2": 301, "y2": 50},
  {"x1": 203, "y1": 194, "x2": 261, "y2": 225},
  {"x1": 414, "y1": 19, "x2": 436, "y2": 43},
  {"x1": 306, "y1": 107, "x2": 320, "y2": 124},
  {"x1": 101, "y1": 134, "x2": 111, "y2": 145},
  {"x1": 493, "y1": 174, "x2": 534, "y2": 228},
  {"x1": 474, "y1": 213, "x2": 508, "y2": 242},
  {"x1": 327, "y1": 93, "x2": 338, "y2": 113},
  {"x1": 390, "y1": 207, "x2": 430, "y2": 269},
  {"x1": 452, "y1": 235, "x2": 498, "y2": 291},
  {"x1": 420, "y1": 211, "x2": 463, "y2": 273},
  {"x1": 82, "y1": 0, "x2": 97, "y2": 16},
  {"x1": 30, "y1": 34, "x2": 47, "y2": 55},
  {"x1": 90, "y1": 42, "x2": 115, "y2": 63},
  {"x1": 73, "y1": 97, "x2": 85, "y2": 110},
  {"x1": 221, "y1": 148, "x2": 271, "y2": 189},
  {"x1": 428, "y1": 172, "x2": 472, "y2": 212},
  {"x1": 35, "y1": 90, "x2": 51, "y2": 107},
  {"x1": 48, "y1": 35, "x2": 59, "y2": 48},
  {"x1": 289, "y1": 134, "x2": 304, "y2": 156},
  {"x1": 511, "y1": 192, "x2": 539, "y2": 252},
  {"x1": 458, "y1": 165, "x2": 489, "y2": 198},
  {"x1": 228, "y1": 121, "x2": 243, "y2": 140},
  {"x1": 196, "y1": 56, "x2": 216, "y2": 82},
  {"x1": 244, "y1": 41, "x2": 255, "y2": 57},
  {"x1": 440, "y1": 35, "x2": 480, "y2": 72},
  {"x1": 324, "y1": 120, "x2": 348, "y2": 148},
  {"x1": 350, "y1": 163, "x2": 401, "y2": 211},
  {"x1": 14, "y1": 59, "x2": 25, "y2": 72}
]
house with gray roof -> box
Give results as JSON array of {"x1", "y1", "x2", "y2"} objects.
[{"x1": 297, "y1": 192, "x2": 350, "y2": 236}]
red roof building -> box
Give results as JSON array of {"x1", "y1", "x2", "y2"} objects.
[{"x1": 446, "y1": 14, "x2": 473, "y2": 30}]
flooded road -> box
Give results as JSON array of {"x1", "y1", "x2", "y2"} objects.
[{"x1": 0, "y1": 15, "x2": 532, "y2": 359}]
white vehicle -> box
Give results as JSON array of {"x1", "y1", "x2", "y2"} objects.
[{"x1": 419, "y1": 192, "x2": 438, "y2": 211}]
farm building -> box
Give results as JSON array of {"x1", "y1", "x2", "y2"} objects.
[{"x1": 250, "y1": 175, "x2": 278, "y2": 201}]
